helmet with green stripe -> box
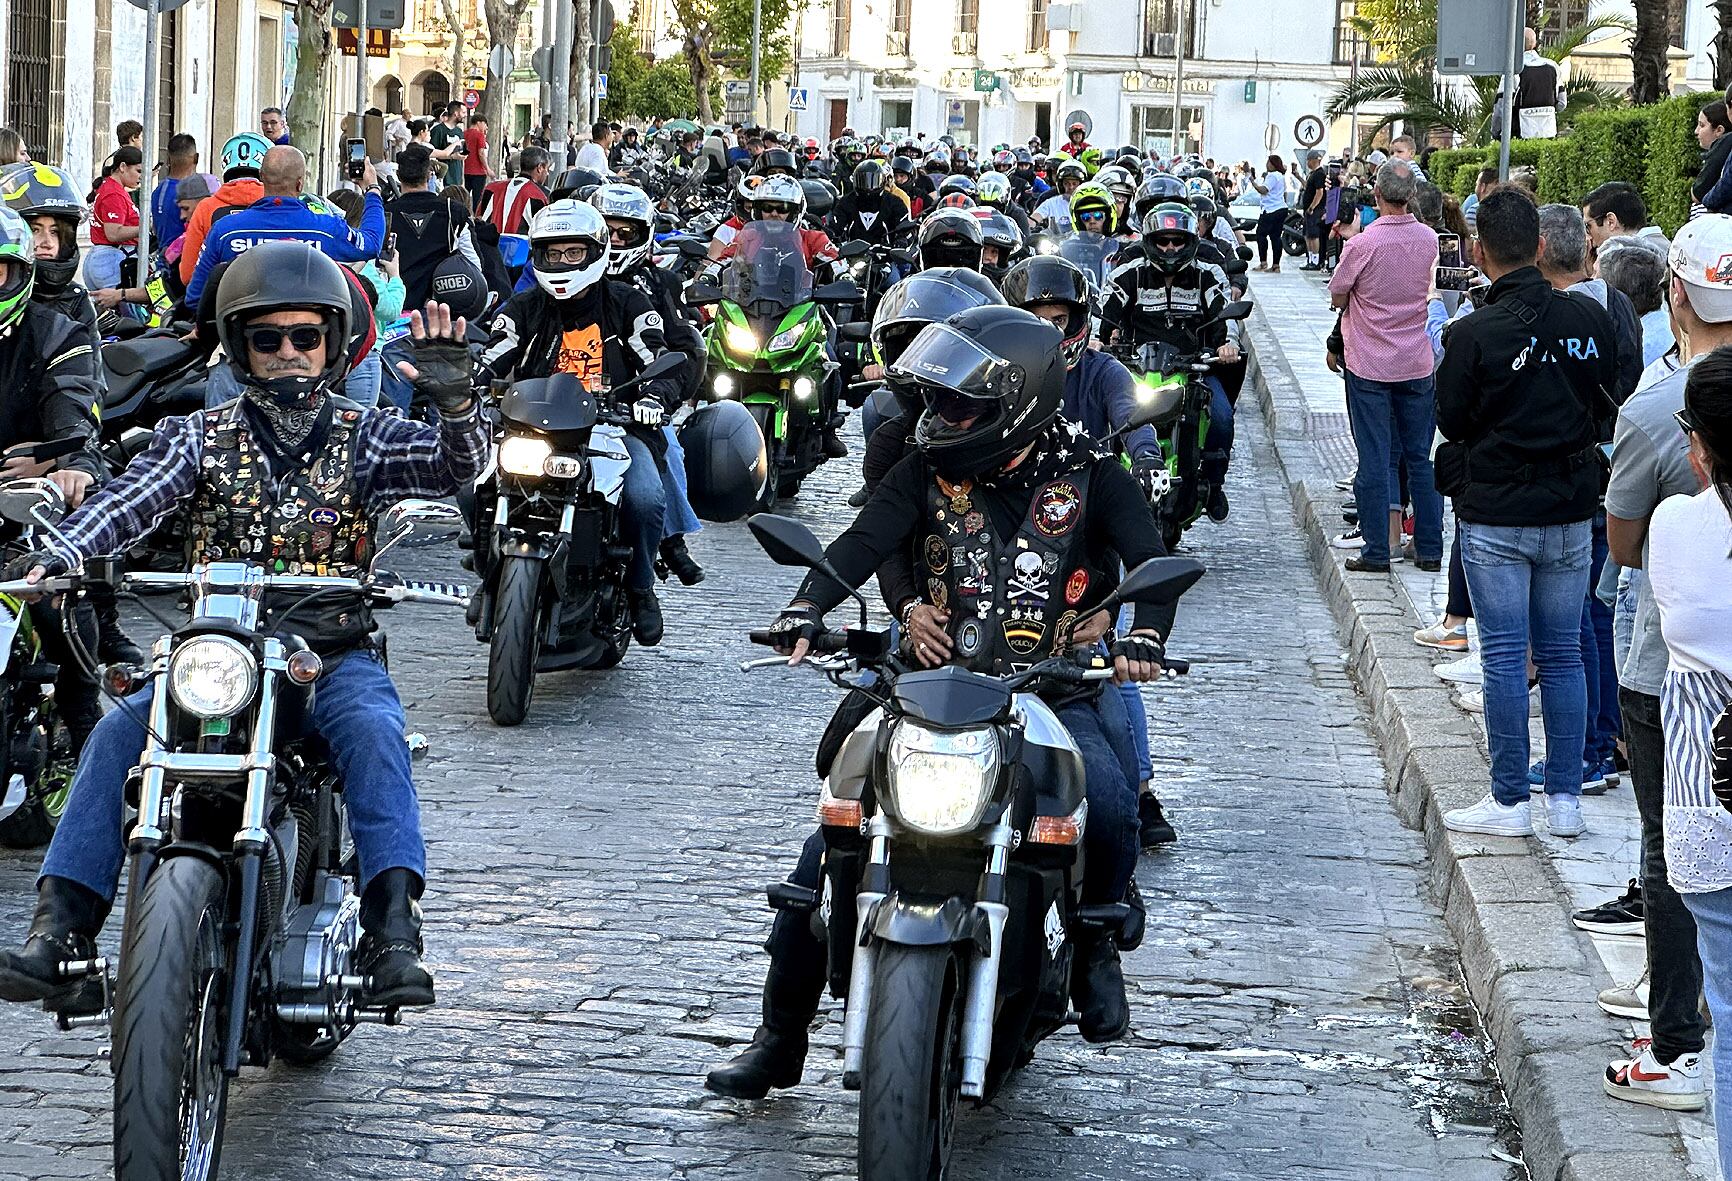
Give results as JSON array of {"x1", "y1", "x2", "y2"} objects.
[
  {"x1": 0, "y1": 206, "x2": 37, "y2": 333},
  {"x1": 0, "y1": 162, "x2": 84, "y2": 298}
]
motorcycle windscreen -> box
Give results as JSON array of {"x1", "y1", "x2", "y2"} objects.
[
  {"x1": 499, "y1": 374, "x2": 598, "y2": 432},
  {"x1": 724, "y1": 221, "x2": 814, "y2": 313},
  {"x1": 891, "y1": 665, "x2": 1013, "y2": 727},
  {"x1": 1059, "y1": 231, "x2": 1115, "y2": 293}
]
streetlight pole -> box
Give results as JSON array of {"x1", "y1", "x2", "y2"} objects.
[
  {"x1": 1171, "y1": 0, "x2": 1187, "y2": 158},
  {"x1": 356, "y1": 0, "x2": 369, "y2": 130},
  {"x1": 139, "y1": 0, "x2": 158, "y2": 282},
  {"x1": 749, "y1": 0, "x2": 763, "y2": 127},
  {"x1": 1498, "y1": 0, "x2": 1519, "y2": 180}
]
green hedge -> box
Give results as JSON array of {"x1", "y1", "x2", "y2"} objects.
[{"x1": 1424, "y1": 92, "x2": 1716, "y2": 233}]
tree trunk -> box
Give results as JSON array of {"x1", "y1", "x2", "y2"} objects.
[
  {"x1": 1716, "y1": 0, "x2": 1732, "y2": 92},
  {"x1": 441, "y1": 0, "x2": 465, "y2": 98},
  {"x1": 685, "y1": 30, "x2": 715, "y2": 124},
  {"x1": 569, "y1": 0, "x2": 593, "y2": 138},
  {"x1": 1631, "y1": 0, "x2": 1670, "y2": 104},
  {"x1": 287, "y1": 1, "x2": 335, "y2": 174},
  {"x1": 483, "y1": 0, "x2": 532, "y2": 163}
]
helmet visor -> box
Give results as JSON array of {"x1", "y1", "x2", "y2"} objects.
[{"x1": 888, "y1": 323, "x2": 1021, "y2": 407}]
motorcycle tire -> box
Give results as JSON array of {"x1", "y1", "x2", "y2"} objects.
[
  {"x1": 112, "y1": 855, "x2": 229, "y2": 1181},
  {"x1": 746, "y1": 404, "x2": 781, "y2": 512},
  {"x1": 1281, "y1": 209, "x2": 1308, "y2": 258},
  {"x1": 858, "y1": 943, "x2": 965, "y2": 1181},
  {"x1": 486, "y1": 557, "x2": 543, "y2": 727},
  {"x1": 0, "y1": 708, "x2": 71, "y2": 850}
]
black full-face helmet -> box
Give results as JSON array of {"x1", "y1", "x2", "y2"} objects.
[
  {"x1": 1142, "y1": 202, "x2": 1200, "y2": 275},
  {"x1": 918, "y1": 208, "x2": 984, "y2": 271},
  {"x1": 1000, "y1": 255, "x2": 1092, "y2": 368}
]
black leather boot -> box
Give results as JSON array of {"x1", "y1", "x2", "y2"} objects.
[
  {"x1": 1072, "y1": 935, "x2": 1130, "y2": 1044},
  {"x1": 659, "y1": 536, "x2": 705, "y2": 586},
  {"x1": 821, "y1": 427, "x2": 848, "y2": 459},
  {"x1": 357, "y1": 868, "x2": 435, "y2": 1008},
  {"x1": 705, "y1": 913, "x2": 827, "y2": 1099},
  {"x1": 1138, "y1": 792, "x2": 1177, "y2": 847},
  {"x1": 94, "y1": 600, "x2": 145, "y2": 666},
  {"x1": 630, "y1": 588, "x2": 665, "y2": 646},
  {"x1": 0, "y1": 876, "x2": 109, "y2": 1008}
]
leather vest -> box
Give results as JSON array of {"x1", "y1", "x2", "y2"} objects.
[
  {"x1": 922, "y1": 472, "x2": 1101, "y2": 675},
  {"x1": 188, "y1": 402, "x2": 374, "y2": 655}
]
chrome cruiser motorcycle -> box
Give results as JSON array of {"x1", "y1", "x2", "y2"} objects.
[
  {"x1": 0, "y1": 486, "x2": 466, "y2": 1181},
  {"x1": 740, "y1": 514, "x2": 1201, "y2": 1179}
]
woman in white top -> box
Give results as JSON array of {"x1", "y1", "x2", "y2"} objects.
[
  {"x1": 1248, "y1": 153, "x2": 1289, "y2": 272},
  {"x1": 1646, "y1": 346, "x2": 1732, "y2": 1139}
]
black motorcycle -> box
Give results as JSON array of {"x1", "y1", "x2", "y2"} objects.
[
  {"x1": 0, "y1": 488, "x2": 467, "y2": 1181},
  {"x1": 468, "y1": 354, "x2": 683, "y2": 726},
  {"x1": 740, "y1": 514, "x2": 1202, "y2": 1179}
]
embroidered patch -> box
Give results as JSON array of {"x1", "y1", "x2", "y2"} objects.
[
  {"x1": 957, "y1": 619, "x2": 983, "y2": 656},
  {"x1": 1033, "y1": 480, "x2": 1082, "y2": 538},
  {"x1": 1065, "y1": 569, "x2": 1088, "y2": 605},
  {"x1": 924, "y1": 534, "x2": 948, "y2": 573}
]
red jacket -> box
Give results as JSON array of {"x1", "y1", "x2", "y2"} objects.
[
  {"x1": 478, "y1": 176, "x2": 548, "y2": 235},
  {"x1": 718, "y1": 225, "x2": 838, "y2": 267}
]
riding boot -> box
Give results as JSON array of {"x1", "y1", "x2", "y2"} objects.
[
  {"x1": 0, "y1": 875, "x2": 109, "y2": 1008},
  {"x1": 659, "y1": 536, "x2": 705, "y2": 586},
  {"x1": 1071, "y1": 934, "x2": 1130, "y2": 1044},
  {"x1": 1138, "y1": 792, "x2": 1177, "y2": 847},
  {"x1": 821, "y1": 426, "x2": 849, "y2": 459},
  {"x1": 93, "y1": 599, "x2": 145, "y2": 667},
  {"x1": 705, "y1": 912, "x2": 827, "y2": 1099},
  {"x1": 356, "y1": 868, "x2": 435, "y2": 1008},
  {"x1": 630, "y1": 588, "x2": 665, "y2": 646}
]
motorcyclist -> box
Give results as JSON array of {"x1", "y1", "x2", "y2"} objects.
[
  {"x1": 1064, "y1": 121, "x2": 1091, "y2": 155},
  {"x1": 1069, "y1": 180, "x2": 1118, "y2": 239},
  {"x1": 1002, "y1": 254, "x2": 1177, "y2": 845},
  {"x1": 915, "y1": 207, "x2": 985, "y2": 272},
  {"x1": 704, "y1": 307, "x2": 1170, "y2": 1099},
  {"x1": 714, "y1": 176, "x2": 840, "y2": 271},
  {"x1": 976, "y1": 209, "x2": 1024, "y2": 285},
  {"x1": 0, "y1": 242, "x2": 488, "y2": 1013},
  {"x1": 589, "y1": 182, "x2": 707, "y2": 586},
  {"x1": 975, "y1": 169, "x2": 1031, "y2": 238},
  {"x1": 476, "y1": 200, "x2": 684, "y2": 643},
  {"x1": 749, "y1": 147, "x2": 800, "y2": 180},
  {"x1": 888, "y1": 155, "x2": 923, "y2": 217},
  {"x1": 1033, "y1": 159, "x2": 1088, "y2": 231},
  {"x1": 1100, "y1": 201, "x2": 1238, "y2": 523},
  {"x1": 176, "y1": 132, "x2": 272, "y2": 289},
  {"x1": 828, "y1": 159, "x2": 908, "y2": 247},
  {"x1": 1009, "y1": 147, "x2": 1050, "y2": 210}
]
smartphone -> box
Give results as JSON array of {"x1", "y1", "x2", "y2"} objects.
[
  {"x1": 345, "y1": 138, "x2": 367, "y2": 181},
  {"x1": 1436, "y1": 232, "x2": 1475, "y2": 292}
]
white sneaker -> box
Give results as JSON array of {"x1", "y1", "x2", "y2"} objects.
[
  {"x1": 1457, "y1": 688, "x2": 1484, "y2": 714},
  {"x1": 1604, "y1": 1042, "x2": 1705, "y2": 1111},
  {"x1": 1435, "y1": 652, "x2": 1482, "y2": 684},
  {"x1": 1333, "y1": 475, "x2": 1355, "y2": 492},
  {"x1": 1330, "y1": 528, "x2": 1364, "y2": 550},
  {"x1": 1598, "y1": 976, "x2": 1650, "y2": 1021},
  {"x1": 1545, "y1": 794, "x2": 1585, "y2": 837},
  {"x1": 1442, "y1": 793, "x2": 1533, "y2": 837}
]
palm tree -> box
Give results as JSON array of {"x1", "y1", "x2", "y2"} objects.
[
  {"x1": 1631, "y1": 0, "x2": 1672, "y2": 103},
  {"x1": 1324, "y1": 10, "x2": 1632, "y2": 148}
]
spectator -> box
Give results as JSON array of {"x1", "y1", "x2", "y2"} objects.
[
  {"x1": 1695, "y1": 100, "x2": 1732, "y2": 216},
  {"x1": 1388, "y1": 135, "x2": 1426, "y2": 182},
  {"x1": 1462, "y1": 167, "x2": 1498, "y2": 231},
  {"x1": 1537, "y1": 204, "x2": 1642, "y2": 401},
  {"x1": 1583, "y1": 182, "x2": 1669, "y2": 266},
  {"x1": 149, "y1": 132, "x2": 199, "y2": 255},
  {"x1": 260, "y1": 106, "x2": 289, "y2": 146},
  {"x1": 1599, "y1": 245, "x2": 1674, "y2": 366},
  {"x1": 1646, "y1": 349, "x2": 1732, "y2": 1134},
  {"x1": 328, "y1": 186, "x2": 407, "y2": 407},
  {"x1": 1299, "y1": 150, "x2": 1327, "y2": 271},
  {"x1": 576, "y1": 120, "x2": 612, "y2": 175},
  {"x1": 1249, "y1": 153, "x2": 1289, "y2": 272},
  {"x1": 385, "y1": 108, "x2": 412, "y2": 160},
  {"x1": 1503, "y1": 26, "x2": 1564, "y2": 140},
  {"x1": 85, "y1": 145, "x2": 142, "y2": 293},
  {"x1": 462, "y1": 113, "x2": 493, "y2": 205},
  {"x1": 609, "y1": 126, "x2": 642, "y2": 169},
  {"x1": 0, "y1": 127, "x2": 27, "y2": 165},
  {"x1": 116, "y1": 120, "x2": 142, "y2": 150},
  {"x1": 428, "y1": 103, "x2": 466, "y2": 182},
  {"x1": 1598, "y1": 217, "x2": 1732, "y2": 1107},
  {"x1": 1327, "y1": 160, "x2": 1442, "y2": 574},
  {"x1": 1436, "y1": 186, "x2": 1618, "y2": 839},
  {"x1": 477, "y1": 145, "x2": 550, "y2": 235}
]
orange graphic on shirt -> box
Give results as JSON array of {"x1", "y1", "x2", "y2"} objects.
[{"x1": 555, "y1": 323, "x2": 606, "y2": 391}]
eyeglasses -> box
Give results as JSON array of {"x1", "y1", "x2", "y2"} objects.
[
  {"x1": 243, "y1": 324, "x2": 325, "y2": 354},
  {"x1": 540, "y1": 242, "x2": 599, "y2": 266},
  {"x1": 1676, "y1": 407, "x2": 1702, "y2": 436}
]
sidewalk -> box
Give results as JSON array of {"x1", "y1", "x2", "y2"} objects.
[{"x1": 1242, "y1": 267, "x2": 1717, "y2": 1181}]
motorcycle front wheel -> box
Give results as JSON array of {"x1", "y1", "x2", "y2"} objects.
[
  {"x1": 858, "y1": 943, "x2": 965, "y2": 1181},
  {"x1": 487, "y1": 556, "x2": 544, "y2": 727},
  {"x1": 0, "y1": 707, "x2": 73, "y2": 850},
  {"x1": 112, "y1": 856, "x2": 229, "y2": 1181}
]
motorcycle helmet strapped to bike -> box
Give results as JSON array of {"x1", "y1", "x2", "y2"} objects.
[
  {"x1": 895, "y1": 306, "x2": 1066, "y2": 478},
  {"x1": 1000, "y1": 255, "x2": 1093, "y2": 369},
  {"x1": 678, "y1": 398, "x2": 769, "y2": 522},
  {"x1": 214, "y1": 241, "x2": 352, "y2": 395},
  {"x1": 917, "y1": 207, "x2": 985, "y2": 272},
  {"x1": 1068, "y1": 181, "x2": 1116, "y2": 235},
  {"x1": 528, "y1": 199, "x2": 611, "y2": 300},
  {"x1": 0, "y1": 163, "x2": 85, "y2": 299},
  {"x1": 748, "y1": 174, "x2": 807, "y2": 223},
  {"x1": 220, "y1": 132, "x2": 273, "y2": 180},
  {"x1": 1142, "y1": 202, "x2": 1200, "y2": 275},
  {"x1": 0, "y1": 206, "x2": 36, "y2": 333},
  {"x1": 590, "y1": 182, "x2": 656, "y2": 276}
]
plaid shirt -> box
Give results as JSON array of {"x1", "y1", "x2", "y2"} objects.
[{"x1": 48, "y1": 399, "x2": 489, "y2": 568}]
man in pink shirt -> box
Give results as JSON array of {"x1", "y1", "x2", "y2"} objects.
[{"x1": 1328, "y1": 160, "x2": 1443, "y2": 572}]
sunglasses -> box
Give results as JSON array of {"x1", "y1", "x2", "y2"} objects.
[
  {"x1": 1676, "y1": 407, "x2": 1702, "y2": 436},
  {"x1": 243, "y1": 324, "x2": 325, "y2": 354}
]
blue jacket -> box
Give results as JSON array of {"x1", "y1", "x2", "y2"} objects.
[
  {"x1": 1063, "y1": 347, "x2": 1159, "y2": 462},
  {"x1": 185, "y1": 191, "x2": 386, "y2": 308}
]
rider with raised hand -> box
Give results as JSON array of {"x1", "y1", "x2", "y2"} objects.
[
  {"x1": 1100, "y1": 201, "x2": 1239, "y2": 523},
  {"x1": 0, "y1": 241, "x2": 488, "y2": 1014},
  {"x1": 590, "y1": 181, "x2": 707, "y2": 587},
  {"x1": 477, "y1": 199, "x2": 683, "y2": 643}
]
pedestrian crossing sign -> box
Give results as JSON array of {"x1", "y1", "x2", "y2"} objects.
[{"x1": 788, "y1": 87, "x2": 809, "y2": 111}]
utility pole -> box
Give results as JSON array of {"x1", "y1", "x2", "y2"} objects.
[
  {"x1": 749, "y1": 0, "x2": 762, "y2": 126},
  {"x1": 1497, "y1": 0, "x2": 1519, "y2": 180},
  {"x1": 552, "y1": 0, "x2": 573, "y2": 146},
  {"x1": 139, "y1": 0, "x2": 158, "y2": 282},
  {"x1": 1171, "y1": 0, "x2": 1187, "y2": 159},
  {"x1": 356, "y1": 0, "x2": 369, "y2": 129}
]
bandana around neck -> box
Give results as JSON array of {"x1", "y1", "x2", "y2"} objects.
[{"x1": 979, "y1": 416, "x2": 1107, "y2": 491}]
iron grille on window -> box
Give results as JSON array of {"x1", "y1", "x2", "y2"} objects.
[
  {"x1": 830, "y1": 0, "x2": 852, "y2": 55},
  {"x1": 1332, "y1": 0, "x2": 1376, "y2": 65},
  {"x1": 958, "y1": 0, "x2": 977, "y2": 35},
  {"x1": 157, "y1": 10, "x2": 179, "y2": 152},
  {"x1": 1142, "y1": 0, "x2": 1198, "y2": 59},
  {"x1": 1027, "y1": 0, "x2": 1048, "y2": 52},
  {"x1": 6, "y1": 0, "x2": 54, "y2": 157},
  {"x1": 887, "y1": 0, "x2": 911, "y2": 56}
]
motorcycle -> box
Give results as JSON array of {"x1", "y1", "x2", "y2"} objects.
[
  {"x1": 685, "y1": 220, "x2": 861, "y2": 510},
  {"x1": 740, "y1": 513, "x2": 1202, "y2": 1179},
  {"x1": 1058, "y1": 229, "x2": 1121, "y2": 297},
  {"x1": 468, "y1": 353, "x2": 685, "y2": 726},
  {"x1": 0, "y1": 484, "x2": 467, "y2": 1181}
]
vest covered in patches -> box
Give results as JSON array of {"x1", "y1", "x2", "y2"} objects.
[
  {"x1": 188, "y1": 402, "x2": 375, "y2": 655},
  {"x1": 921, "y1": 471, "x2": 1103, "y2": 675}
]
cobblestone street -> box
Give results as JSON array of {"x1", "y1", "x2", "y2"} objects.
[{"x1": 0, "y1": 401, "x2": 1524, "y2": 1180}]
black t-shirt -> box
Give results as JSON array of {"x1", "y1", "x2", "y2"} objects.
[{"x1": 1300, "y1": 167, "x2": 1327, "y2": 216}]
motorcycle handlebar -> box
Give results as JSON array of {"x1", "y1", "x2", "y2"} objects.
[{"x1": 747, "y1": 629, "x2": 851, "y2": 654}]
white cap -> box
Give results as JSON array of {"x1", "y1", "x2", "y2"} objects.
[{"x1": 1668, "y1": 214, "x2": 1732, "y2": 323}]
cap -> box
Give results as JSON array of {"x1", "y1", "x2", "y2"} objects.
[
  {"x1": 176, "y1": 174, "x2": 216, "y2": 203},
  {"x1": 1668, "y1": 215, "x2": 1732, "y2": 322}
]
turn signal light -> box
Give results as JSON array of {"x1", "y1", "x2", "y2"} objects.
[
  {"x1": 1029, "y1": 808, "x2": 1085, "y2": 846},
  {"x1": 285, "y1": 649, "x2": 324, "y2": 685},
  {"x1": 818, "y1": 798, "x2": 862, "y2": 828}
]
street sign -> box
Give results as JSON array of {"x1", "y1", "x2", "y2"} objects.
[
  {"x1": 1436, "y1": 0, "x2": 1517, "y2": 76},
  {"x1": 532, "y1": 45, "x2": 552, "y2": 81},
  {"x1": 1243, "y1": 79, "x2": 1256, "y2": 103},
  {"x1": 972, "y1": 70, "x2": 997, "y2": 93},
  {"x1": 788, "y1": 87, "x2": 809, "y2": 111},
  {"x1": 123, "y1": 0, "x2": 193, "y2": 11},
  {"x1": 338, "y1": 27, "x2": 392, "y2": 58},
  {"x1": 464, "y1": 89, "x2": 482, "y2": 111},
  {"x1": 1294, "y1": 114, "x2": 1325, "y2": 147},
  {"x1": 597, "y1": 0, "x2": 615, "y2": 45},
  {"x1": 946, "y1": 100, "x2": 966, "y2": 130},
  {"x1": 489, "y1": 45, "x2": 514, "y2": 81},
  {"x1": 724, "y1": 80, "x2": 751, "y2": 96},
  {"x1": 597, "y1": 73, "x2": 608, "y2": 99},
  {"x1": 332, "y1": 0, "x2": 406, "y2": 29}
]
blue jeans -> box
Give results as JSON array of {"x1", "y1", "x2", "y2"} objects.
[
  {"x1": 660, "y1": 424, "x2": 702, "y2": 538},
  {"x1": 41, "y1": 650, "x2": 425, "y2": 900},
  {"x1": 344, "y1": 349, "x2": 383, "y2": 407},
  {"x1": 1112, "y1": 604, "x2": 1153, "y2": 783},
  {"x1": 1459, "y1": 520, "x2": 1592, "y2": 804},
  {"x1": 1343, "y1": 371, "x2": 1443, "y2": 565},
  {"x1": 1683, "y1": 887, "x2": 1732, "y2": 1180},
  {"x1": 1200, "y1": 376, "x2": 1234, "y2": 486},
  {"x1": 378, "y1": 336, "x2": 416, "y2": 414},
  {"x1": 1057, "y1": 696, "x2": 1141, "y2": 904},
  {"x1": 620, "y1": 432, "x2": 668, "y2": 591},
  {"x1": 1580, "y1": 515, "x2": 1619, "y2": 766},
  {"x1": 205, "y1": 363, "x2": 241, "y2": 409}
]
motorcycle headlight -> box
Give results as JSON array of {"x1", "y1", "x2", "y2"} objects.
[
  {"x1": 792, "y1": 376, "x2": 815, "y2": 400},
  {"x1": 724, "y1": 322, "x2": 759, "y2": 356},
  {"x1": 498, "y1": 435, "x2": 553, "y2": 477},
  {"x1": 168, "y1": 635, "x2": 258, "y2": 720},
  {"x1": 768, "y1": 322, "x2": 812, "y2": 353},
  {"x1": 886, "y1": 721, "x2": 999, "y2": 836},
  {"x1": 714, "y1": 372, "x2": 737, "y2": 397}
]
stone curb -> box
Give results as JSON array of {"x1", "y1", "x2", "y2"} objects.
[{"x1": 1242, "y1": 300, "x2": 1694, "y2": 1181}]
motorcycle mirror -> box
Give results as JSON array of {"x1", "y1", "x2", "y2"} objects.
[
  {"x1": 837, "y1": 321, "x2": 871, "y2": 343},
  {"x1": 1123, "y1": 380, "x2": 1185, "y2": 431},
  {"x1": 1115, "y1": 556, "x2": 1206, "y2": 607},
  {"x1": 812, "y1": 280, "x2": 863, "y2": 305},
  {"x1": 888, "y1": 248, "x2": 918, "y2": 266},
  {"x1": 677, "y1": 237, "x2": 709, "y2": 258},
  {"x1": 838, "y1": 239, "x2": 870, "y2": 259},
  {"x1": 748, "y1": 513, "x2": 827, "y2": 568},
  {"x1": 1218, "y1": 300, "x2": 1252, "y2": 322},
  {"x1": 1236, "y1": 244, "x2": 1254, "y2": 261},
  {"x1": 685, "y1": 281, "x2": 724, "y2": 305},
  {"x1": 0, "y1": 477, "x2": 66, "y2": 529},
  {"x1": 373, "y1": 498, "x2": 463, "y2": 564},
  {"x1": 635, "y1": 352, "x2": 686, "y2": 384}
]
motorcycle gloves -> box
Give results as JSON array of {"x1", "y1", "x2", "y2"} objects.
[
  {"x1": 768, "y1": 605, "x2": 825, "y2": 655},
  {"x1": 405, "y1": 336, "x2": 475, "y2": 417},
  {"x1": 3, "y1": 550, "x2": 69, "y2": 584},
  {"x1": 632, "y1": 397, "x2": 666, "y2": 427},
  {"x1": 1110, "y1": 632, "x2": 1166, "y2": 668},
  {"x1": 1131, "y1": 455, "x2": 1166, "y2": 500}
]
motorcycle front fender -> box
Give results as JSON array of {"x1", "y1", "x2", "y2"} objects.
[{"x1": 866, "y1": 892, "x2": 991, "y2": 955}]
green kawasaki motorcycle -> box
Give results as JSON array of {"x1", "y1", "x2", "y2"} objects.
[{"x1": 686, "y1": 221, "x2": 860, "y2": 509}]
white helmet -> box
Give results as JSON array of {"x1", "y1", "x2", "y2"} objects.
[
  {"x1": 589, "y1": 182, "x2": 656, "y2": 276},
  {"x1": 749, "y1": 174, "x2": 806, "y2": 222},
  {"x1": 529, "y1": 199, "x2": 609, "y2": 300}
]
